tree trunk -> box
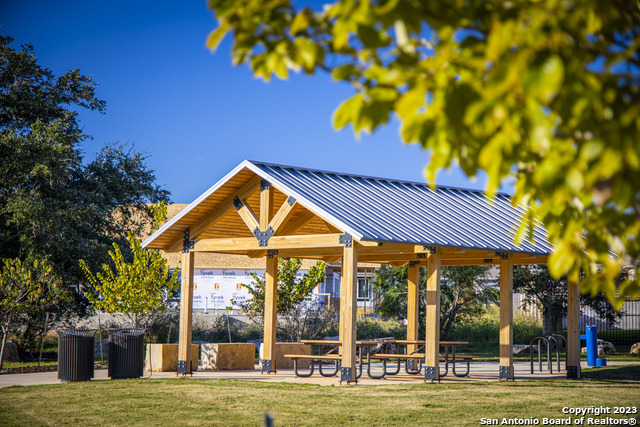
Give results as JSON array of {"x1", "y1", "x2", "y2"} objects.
[
  {"x1": 0, "y1": 328, "x2": 7, "y2": 371},
  {"x1": 542, "y1": 312, "x2": 562, "y2": 335}
]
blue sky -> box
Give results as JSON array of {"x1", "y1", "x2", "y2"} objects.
[{"x1": 1, "y1": 1, "x2": 489, "y2": 203}]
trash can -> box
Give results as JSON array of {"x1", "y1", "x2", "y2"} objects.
[
  {"x1": 56, "y1": 329, "x2": 97, "y2": 382},
  {"x1": 108, "y1": 329, "x2": 146, "y2": 379}
]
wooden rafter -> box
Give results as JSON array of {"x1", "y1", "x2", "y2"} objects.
[
  {"x1": 268, "y1": 197, "x2": 298, "y2": 234},
  {"x1": 165, "y1": 176, "x2": 261, "y2": 252},
  {"x1": 234, "y1": 197, "x2": 260, "y2": 233}
]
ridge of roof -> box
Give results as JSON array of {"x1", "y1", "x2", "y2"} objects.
[{"x1": 247, "y1": 160, "x2": 512, "y2": 198}]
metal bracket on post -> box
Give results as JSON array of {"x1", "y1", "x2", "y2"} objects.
[
  {"x1": 424, "y1": 366, "x2": 438, "y2": 382},
  {"x1": 232, "y1": 196, "x2": 244, "y2": 211},
  {"x1": 416, "y1": 253, "x2": 426, "y2": 259},
  {"x1": 266, "y1": 249, "x2": 278, "y2": 259},
  {"x1": 182, "y1": 229, "x2": 194, "y2": 253},
  {"x1": 262, "y1": 359, "x2": 273, "y2": 374},
  {"x1": 566, "y1": 366, "x2": 580, "y2": 379},
  {"x1": 483, "y1": 259, "x2": 493, "y2": 263},
  {"x1": 339, "y1": 233, "x2": 352, "y2": 248},
  {"x1": 287, "y1": 196, "x2": 296, "y2": 206},
  {"x1": 423, "y1": 246, "x2": 436, "y2": 254},
  {"x1": 409, "y1": 261, "x2": 421, "y2": 267},
  {"x1": 499, "y1": 365, "x2": 513, "y2": 380},
  {"x1": 260, "y1": 179, "x2": 270, "y2": 191},
  {"x1": 496, "y1": 252, "x2": 509, "y2": 260},
  {"x1": 340, "y1": 366, "x2": 355, "y2": 384},
  {"x1": 177, "y1": 360, "x2": 188, "y2": 375},
  {"x1": 254, "y1": 226, "x2": 274, "y2": 246}
]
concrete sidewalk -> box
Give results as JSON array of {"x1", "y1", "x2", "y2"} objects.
[{"x1": 3, "y1": 360, "x2": 635, "y2": 389}]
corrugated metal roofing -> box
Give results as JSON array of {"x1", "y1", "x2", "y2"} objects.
[{"x1": 144, "y1": 160, "x2": 552, "y2": 255}]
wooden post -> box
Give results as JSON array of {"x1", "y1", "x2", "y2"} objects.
[
  {"x1": 177, "y1": 249, "x2": 195, "y2": 374},
  {"x1": 407, "y1": 263, "x2": 420, "y2": 360},
  {"x1": 566, "y1": 278, "x2": 581, "y2": 379},
  {"x1": 499, "y1": 254, "x2": 514, "y2": 380},
  {"x1": 339, "y1": 262, "x2": 345, "y2": 344},
  {"x1": 424, "y1": 249, "x2": 441, "y2": 382},
  {"x1": 340, "y1": 240, "x2": 358, "y2": 384},
  {"x1": 260, "y1": 179, "x2": 274, "y2": 231},
  {"x1": 262, "y1": 254, "x2": 278, "y2": 373}
]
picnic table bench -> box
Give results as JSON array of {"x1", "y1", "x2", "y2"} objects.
[
  {"x1": 284, "y1": 354, "x2": 363, "y2": 379},
  {"x1": 365, "y1": 353, "x2": 475, "y2": 378}
]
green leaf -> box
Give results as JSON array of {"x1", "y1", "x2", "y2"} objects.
[
  {"x1": 290, "y1": 9, "x2": 311, "y2": 35},
  {"x1": 333, "y1": 94, "x2": 363, "y2": 130},
  {"x1": 356, "y1": 24, "x2": 389, "y2": 49},
  {"x1": 332, "y1": 64, "x2": 359, "y2": 81},
  {"x1": 206, "y1": 19, "x2": 230, "y2": 52},
  {"x1": 524, "y1": 54, "x2": 565, "y2": 104}
]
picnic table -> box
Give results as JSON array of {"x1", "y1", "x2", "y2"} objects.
[
  {"x1": 287, "y1": 339, "x2": 474, "y2": 380},
  {"x1": 387, "y1": 340, "x2": 472, "y2": 377}
]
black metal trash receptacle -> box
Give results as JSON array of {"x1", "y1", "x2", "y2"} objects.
[
  {"x1": 108, "y1": 329, "x2": 145, "y2": 379},
  {"x1": 57, "y1": 329, "x2": 97, "y2": 382}
]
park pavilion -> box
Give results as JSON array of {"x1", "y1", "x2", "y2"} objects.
[{"x1": 142, "y1": 160, "x2": 582, "y2": 383}]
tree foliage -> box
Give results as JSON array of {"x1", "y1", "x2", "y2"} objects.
[
  {"x1": 79, "y1": 230, "x2": 179, "y2": 328},
  {"x1": 0, "y1": 258, "x2": 66, "y2": 369},
  {"x1": 371, "y1": 264, "x2": 495, "y2": 334},
  {"x1": 233, "y1": 258, "x2": 326, "y2": 319},
  {"x1": 513, "y1": 265, "x2": 621, "y2": 334},
  {"x1": 0, "y1": 36, "x2": 169, "y2": 320},
  {"x1": 206, "y1": 0, "x2": 640, "y2": 306}
]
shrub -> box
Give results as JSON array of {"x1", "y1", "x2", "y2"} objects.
[{"x1": 356, "y1": 319, "x2": 406, "y2": 340}]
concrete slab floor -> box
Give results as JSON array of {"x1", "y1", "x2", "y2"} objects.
[{"x1": 1, "y1": 361, "x2": 636, "y2": 389}]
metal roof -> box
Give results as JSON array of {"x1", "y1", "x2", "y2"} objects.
[{"x1": 144, "y1": 160, "x2": 552, "y2": 255}]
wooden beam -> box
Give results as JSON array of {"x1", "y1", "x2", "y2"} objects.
[
  {"x1": 407, "y1": 264, "x2": 420, "y2": 357},
  {"x1": 389, "y1": 261, "x2": 409, "y2": 267},
  {"x1": 340, "y1": 242, "x2": 359, "y2": 384},
  {"x1": 235, "y1": 198, "x2": 260, "y2": 233},
  {"x1": 259, "y1": 180, "x2": 274, "y2": 231},
  {"x1": 192, "y1": 234, "x2": 344, "y2": 252},
  {"x1": 165, "y1": 176, "x2": 261, "y2": 252},
  {"x1": 424, "y1": 249, "x2": 441, "y2": 382},
  {"x1": 358, "y1": 253, "x2": 426, "y2": 263},
  {"x1": 268, "y1": 197, "x2": 298, "y2": 234},
  {"x1": 276, "y1": 210, "x2": 316, "y2": 236},
  {"x1": 356, "y1": 240, "x2": 381, "y2": 247},
  {"x1": 322, "y1": 255, "x2": 342, "y2": 263},
  {"x1": 441, "y1": 259, "x2": 499, "y2": 266},
  {"x1": 275, "y1": 248, "x2": 343, "y2": 258},
  {"x1": 178, "y1": 250, "x2": 195, "y2": 374},
  {"x1": 499, "y1": 254, "x2": 514, "y2": 380},
  {"x1": 262, "y1": 256, "x2": 278, "y2": 373},
  {"x1": 513, "y1": 255, "x2": 548, "y2": 265},
  {"x1": 566, "y1": 278, "x2": 581, "y2": 379}
]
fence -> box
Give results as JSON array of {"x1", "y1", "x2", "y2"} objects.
[
  {"x1": 562, "y1": 298, "x2": 640, "y2": 346},
  {"x1": 514, "y1": 294, "x2": 640, "y2": 346}
]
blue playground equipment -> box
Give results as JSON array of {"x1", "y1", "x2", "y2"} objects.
[{"x1": 580, "y1": 325, "x2": 606, "y2": 367}]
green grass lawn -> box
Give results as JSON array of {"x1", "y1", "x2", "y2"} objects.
[{"x1": 1, "y1": 365, "x2": 639, "y2": 426}]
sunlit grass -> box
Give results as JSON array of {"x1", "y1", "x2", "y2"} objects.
[{"x1": 1, "y1": 365, "x2": 638, "y2": 426}]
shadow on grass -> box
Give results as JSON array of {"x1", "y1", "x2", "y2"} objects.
[{"x1": 581, "y1": 364, "x2": 640, "y2": 383}]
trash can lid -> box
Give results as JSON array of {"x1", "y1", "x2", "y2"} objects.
[
  {"x1": 106, "y1": 328, "x2": 146, "y2": 337},
  {"x1": 55, "y1": 329, "x2": 97, "y2": 337}
]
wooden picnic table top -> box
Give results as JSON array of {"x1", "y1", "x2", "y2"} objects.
[
  {"x1": 299, "y1": 339, "x2": 386, "y2": 346},
  {"x1": 299, "y1": 339, "x2": 469, "y2": 346},
  {"x1": 390, "y1": 340, "x2": 469, "y2": 346}
]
